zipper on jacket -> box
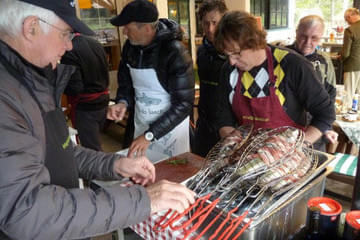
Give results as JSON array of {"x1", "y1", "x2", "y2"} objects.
[{"x1": 138, "y1": 49, "x2": 143, "y2": 67}]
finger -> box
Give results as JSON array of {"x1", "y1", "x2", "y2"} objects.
[
  {"x1": 162, "y1": 190, "x2": 193, "y2": 212},
  {"x1": 141, "y1": 157, "x2": 156, "y2": 182},
  {"x1": 107, "y1": 111, "x2": 115, "y2": 120},
  {"x1": 170, "y1": 183, "x2": 196, "y2": 204},
  {"x1": 127, "y1": 150, "x2": 134, "y2": 158},
  {"x1": 158, "y1": 180, "x2": 196, "y2": 204},
  {"x1": 132, "y1": 176, "x2": 148, "y2": 186},
  {"x1": 127, "y1": 145, "x2": 138, "y2": 158}
]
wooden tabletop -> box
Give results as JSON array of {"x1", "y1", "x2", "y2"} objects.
[{"x1": 154, "y1": 152, "x2": 206, "y2": 183}]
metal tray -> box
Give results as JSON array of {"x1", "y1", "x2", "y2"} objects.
[{"x1": 191, "y1": 150, "x2": 334, "y2": 239}]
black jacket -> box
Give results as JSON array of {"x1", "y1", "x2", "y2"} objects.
[
  {"x1": 286, "y1": 44, "x2": 336, "y2": 104},
  {"x1": 115, "y1": 18, "x2": 195, "y2": 140},
  {"x1": 61, "y1": 35, "x2": 110, "y2": 110},
  {"x1": 196, "y1": 37, "x2": 226, "y2": 128}
]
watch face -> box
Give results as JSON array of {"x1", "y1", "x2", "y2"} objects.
[{"x1": 145, "y1": 132, "x2": 154, "y2": 141}]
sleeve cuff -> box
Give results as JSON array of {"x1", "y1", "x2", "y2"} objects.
[{"x1": 117, "y1": 99, "x2": 128, "y2": 108}]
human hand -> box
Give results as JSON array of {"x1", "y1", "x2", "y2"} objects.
[
  {"x1": 128, "y1": 135, "x2": 151, "y2": 158},
  {"x1": 107, "y1": 103, "x2": 127, "y2": 121},
  {"x1": 146, "y1": 180, "x2": 196, "y2": 214},
  {"x1": 113, "y1": 156, "x2": 155, "y2": 185},
  {"x1": 324, "y1": 130, "x2": 338, "y2": 144},
  {"x1": 219, "y1": 126, "x2": 236, "y2": 138}
]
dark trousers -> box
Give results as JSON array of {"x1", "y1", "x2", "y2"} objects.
[
  {"x1": 75, "y1": 108, "x2": 107, "y2": 151},
  {"x1": 193, "y1": 118, "x2": 220, "y2": 157}
]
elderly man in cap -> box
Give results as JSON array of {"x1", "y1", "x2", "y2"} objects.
[
  {"x1": 0, "y1": 0, "x2": 195, "y2": 239},
  {"x1": 107, "y1": 0, "x2": 195, "y2": 158}
]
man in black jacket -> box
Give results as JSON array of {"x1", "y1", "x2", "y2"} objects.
[
  {"x1": 194, "y1": 0, "x2": 227, "y2": 157},
  {"x1": 286, "y1": 15, "x2": 338, "y2": 151},
  {"x1": 61, "y1": 34, "x2": 110, "y2": 151},
  {"x1": 108, "y1": 0, "x2": 195, "y2": 158}
]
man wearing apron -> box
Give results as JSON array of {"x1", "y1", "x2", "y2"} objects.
[
  {"x1": 0, "y1": 1, "x2": 195, "y2": 239},
  {"x1": 214, "y1": 11, "x2": 335, "y2": 144},
  {"x1": 108, "y1": 0, "x2": 195, "y2": 159},
  {"x1": 61, "y1": 34, "x2": 110, "y2": 151}
]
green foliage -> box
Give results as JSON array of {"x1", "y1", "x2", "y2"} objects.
[{"x1": 295, "y1": 0, "x2": 352, "y2": 28}]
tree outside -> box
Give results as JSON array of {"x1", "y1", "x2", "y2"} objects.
[{"x1": 295, "y1": 0, "x2": 352, "y2": 37}]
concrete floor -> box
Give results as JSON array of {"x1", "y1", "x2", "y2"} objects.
[{"x1": 92, "y1": 121, "x2": 354, "y2": 240}]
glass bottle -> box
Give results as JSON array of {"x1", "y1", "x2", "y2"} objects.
[{"x1": 306, "y1": 206, "x2": 322, "y2": 240}]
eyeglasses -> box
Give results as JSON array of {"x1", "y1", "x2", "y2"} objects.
[
  {"x1": 224, "y1": 50, "x2": 243, "y2": 60},
  {"x1": 38, "y1": 18, "x2": 75, "y2": 42}
]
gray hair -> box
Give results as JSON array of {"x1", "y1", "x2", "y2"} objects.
[
  {"x1": 296, "y1": 15, "x2": 325, "y2": 35},
  {"x1": 0, "y1": 0, "x2": 59, "y2": 38},
  {"x1": 135, "y1": 20, "x2": 158, "y2": 30}
]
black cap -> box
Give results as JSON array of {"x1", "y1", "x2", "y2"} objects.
[
  {"x1": 18, "y1": 0, "x2": 94, "y2": 35},
  {"x1": 110, "y1": 0, "x2": 158, "y2": 26}
]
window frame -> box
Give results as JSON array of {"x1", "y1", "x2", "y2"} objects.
[{"x1": 250, "y1": 0, "x2": 289, "y2": 30}]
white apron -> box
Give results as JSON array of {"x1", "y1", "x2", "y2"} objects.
[{"x1": 128, "y1": 64, "x2": 189, "y2": 157}]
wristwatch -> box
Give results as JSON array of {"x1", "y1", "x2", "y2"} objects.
[{"x1": 144, "y1": 131, "x2": 154, "y2": 142}]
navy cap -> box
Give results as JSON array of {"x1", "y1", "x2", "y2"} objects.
[
  {"x1": 18, "y1": 0, "x2": 94, "y2": 35},
  {"x1": 110, "y1": 0, "x2": 158, "y2": 26}
]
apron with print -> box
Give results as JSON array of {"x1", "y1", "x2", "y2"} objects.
[
  {"x1": 128, "y1": 65, "x2": 189, "y2": 157},
  {"x1": 231, "y1": 47, "x2": 305, "y2": 131}
]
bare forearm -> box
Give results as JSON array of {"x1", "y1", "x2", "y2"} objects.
[
  {"x1": 304, "y1": 125, "x2": 322, "y2": 143},
  {"x1": 219, "y1": 126, "x2": 236, "y2": 138}
]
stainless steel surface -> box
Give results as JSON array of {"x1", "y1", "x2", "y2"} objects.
[{"x1": 192, "y1": 151, "x2": 334, "y2": 240}]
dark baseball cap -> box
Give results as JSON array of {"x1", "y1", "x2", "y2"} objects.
[
  {"x1": 18, "y1": 0, "x2": 94, "y2": 35},
  {"x1": 110, "y1": 0, "x2": 159, "y2": 26}
]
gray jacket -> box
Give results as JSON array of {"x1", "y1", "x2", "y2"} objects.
[{"x1": 0, "y1": 40, "x2": 150, "y2": 240}]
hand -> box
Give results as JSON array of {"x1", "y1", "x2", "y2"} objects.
[
  {"x1": 146, "y1": 180, "x2": 196, "y2": 214},
  {"x1": 324, "y1": 130, "x2": 338, "y2": 144},
  {"x1": 128, "y1": 135, "x2": 150, "y2": 158},
  {"x1": 113, "y1": 156, "x2": 155, "y2": 185},
  {"x1": 219, "y1": 126, "x2": 236, "y2": 138},
  {"x1": 107, "y1": 103, "x2": 127, "y2": 121}
]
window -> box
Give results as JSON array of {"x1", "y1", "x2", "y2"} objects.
[
  {"x1": 78, "y1": 2, "x2": 118, "y2": 43},
  {"x1": 250, "y1": 0, "x2": 289, "y2": 29},
  {"x1": 168, "y1": 0, "x2": 192, "y2": 53}
]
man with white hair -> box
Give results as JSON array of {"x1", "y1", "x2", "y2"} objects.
[
  {"x1": 287, "y1": 15, "x2": 337, "y2": 151},
  {"x1": 341, "y1": 8, "x2": 360, "y2": 107},
  {"x1": 0, "y1": 1, "x2": 195, "y2": 239}
]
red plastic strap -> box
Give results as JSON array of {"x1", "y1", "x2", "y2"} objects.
[
  {"x1": 193, "y1": 200, "x2": 228, "y2": 240},
  {"x1": 209, "y1": 207, "x2": 239, "y2": 240},
  {"x1": 181, "y1": 198, "x2": 220, "y2": 240},
  {"x1": 153, "y1": 209, "x2": 178, "y2": 233},
  {"x1": 169, "y1": 194, "x2": 213, "y2": 231},
  {"x1": 233, "y1": 218, "x2": 253, "y2": 240},
  {"x1": 218, "y1": 210, "x2": 249, "y2": 240}
]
